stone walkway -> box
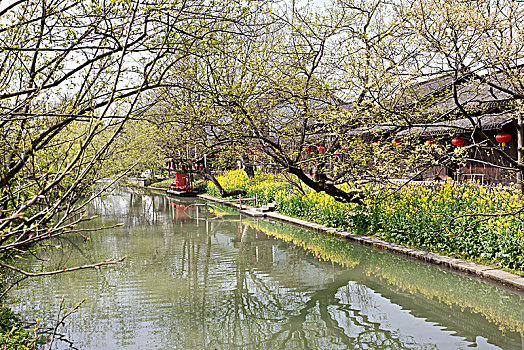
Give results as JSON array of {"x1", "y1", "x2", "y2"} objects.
[{"x1": 197, "y1": 194, "x2": 524, "y2": 292}]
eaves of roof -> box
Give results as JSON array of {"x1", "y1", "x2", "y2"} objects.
[{"x1": 395, "y1": 112, "x2": 514, "y2": 138}]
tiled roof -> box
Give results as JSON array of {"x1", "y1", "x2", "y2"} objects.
[{"x1": 396, "y1": 113, "x2": 513, "y2": 137}]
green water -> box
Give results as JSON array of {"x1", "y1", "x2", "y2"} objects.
[{"x1": 11, "y1": 191, "x2": 524, "y2": 349}]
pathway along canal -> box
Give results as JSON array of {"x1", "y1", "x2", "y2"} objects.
[{"x1": 11, "y1": 190, "x2": 524, "y2": 349}]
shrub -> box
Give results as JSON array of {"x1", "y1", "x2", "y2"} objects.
[
  {"x1": 364, "y1": 181, "x2": 524, "y2": 270},
  {"x1": 150, "y1": 179, "x2": 173, "y2": 189},
  {"x1": 0, "y1": 307, "x2": 40, "y2": 350}
]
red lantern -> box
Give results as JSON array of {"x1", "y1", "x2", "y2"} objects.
[
  {"x1": 426, "y1": 140, "x2": 434, "y2": 146},
  {"x1": 372, "y1": 141, "x2": 381, "y2": 148},
  {"x1": 495, "y1": 132, "x2": 511, "y2": 149},
  {"x1": 392, "y1": 139, "x2": 401, "y2": 147},
  {"x1": 451, "y1": 137, "x2": 466, "y2": 147},
  {"x1": 318, "y1": 145, "x2": 326, "y2": 153}
]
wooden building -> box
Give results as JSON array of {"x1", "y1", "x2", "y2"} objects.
[
  {"x1": 350, "y1": 70, "x2": 523, "y2": 185},
  {"x1": 396, "y1": 114, "x2": 516, "y2": 184}
]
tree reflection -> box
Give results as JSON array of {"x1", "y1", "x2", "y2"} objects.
[
  {"x1": 13, "y1": 191, "x2": 523, "y2": 350},
  {"x1": 162, "y1": 214, "x2": 439, "y2": 349}
]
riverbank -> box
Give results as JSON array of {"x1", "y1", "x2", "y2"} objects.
[
  {"x1": 146, "y1": 170, "x2": 524, "y2": 291},
  {"x1": 197, "y1": 193, "x2": 524, "y2": 292},
  {"x1": 206, "y1": 171, "x2": 524, "y2": 268}
]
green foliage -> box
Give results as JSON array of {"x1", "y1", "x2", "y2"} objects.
[
  {"x1": 0, "y1": 307, "x2": 19, "y2": 332},
  {"x1": 192, "y1": 179, "x2": 208, "y2": 192},
  {"x1": 361, "y1": 181, "x2": 524, "y2": 271},
  {"x1": 106, "y1": 120, "x2": 165, "y2": 177},
  {"x1": 0, "y1": 307, "x2": 39, "y2": 350},
  {"x1": 151, "y1": 179, "x2": 174, "y2": 189},
  {"x1": 206, "y1": 169, "x2": 291, "y2": 206},
  {"x1": 207, "y1": 170, "x2": 357, "y2": 229}
]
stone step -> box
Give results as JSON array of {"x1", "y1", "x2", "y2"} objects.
[
  {"x1": 256, "y1": 202, "x2": 277, "y2": 212},
  {"x1": 239, "y1": 209, "x2": 266, "y2": 217}
]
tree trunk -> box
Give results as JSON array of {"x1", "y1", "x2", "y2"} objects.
[
  {"x1": 517, "y1": 113, "x2": 524, "y2": 193},
  {"x1": 241, "y1": 155, "x2": 255, "y2": 179},
  {"x1": 203, "y1": 172, "x2": 247, "y2": 198},
  {"x1": 288, "y1": 166, "x2": 363, "y2": 204}
]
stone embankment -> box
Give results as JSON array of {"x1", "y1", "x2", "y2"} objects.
[{"x1": 197, "y1": 193, "x2": 524, "y2": 292}]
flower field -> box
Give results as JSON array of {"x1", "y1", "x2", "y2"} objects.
[
  {"x1": 367, "y1": 182, "x2": 524, "y2": 270},
  {"x1": 206, "y1": 170, "x2": 524, "y2": 271}
]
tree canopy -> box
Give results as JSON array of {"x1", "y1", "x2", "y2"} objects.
[
  {"x1": 3, "y1": 0, "x2": 524, "y2": 277},
  {"x1": 140, "y1": 0, "x2": 524, "y2": 198},
  {"x1": 0, "y1": 0, "x2": 273, "y2": 280}
]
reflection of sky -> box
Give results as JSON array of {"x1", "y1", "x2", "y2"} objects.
[{"x1": 332, "y1": 283, "x2": 499, "y2": 349}]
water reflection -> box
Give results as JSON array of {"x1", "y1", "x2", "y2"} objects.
[{"x1": 12, "y1": 190, "x2": 524, "y2": 349}]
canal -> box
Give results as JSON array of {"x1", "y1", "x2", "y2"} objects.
[{"x1": 11, "y1": 191, "x2": 524, "y2": 349}]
